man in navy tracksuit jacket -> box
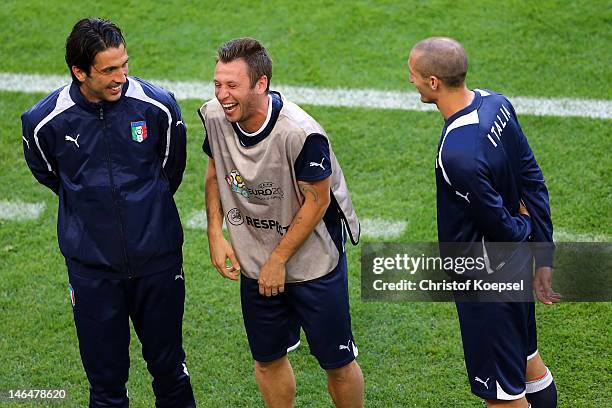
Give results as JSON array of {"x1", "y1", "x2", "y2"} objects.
[
  {"x1": 408, "y1": 37, "x2": 560, "y2": 408},
  {"x1": 21, "y1": 18, "x2": 195, "y2": 407}
]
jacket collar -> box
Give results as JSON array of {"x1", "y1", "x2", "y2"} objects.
[
  {"x1": 444, "y1": 90, "x2": 481, "y2": 126},
  {"x1": 69, "y1": 78, "x2": 129, "y2": 112}
]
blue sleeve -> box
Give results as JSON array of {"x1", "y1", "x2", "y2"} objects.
[
  {"x1": 21, "y1": 111, "x2": 60, "y2": 194},
  {"x1": 197, "y1": 107, "x2": 212, "y2": 158},
  {"x1": 443, "y1": 139, "x2": 532, "y2": 242},
  {"x1": 294, "y1": 133, "x2": 332, "y2": 182},
  {"x1": 160, "y1": 93, "x2": 186, "y2": 194},
  {"x1": 510, "y1": 104, "x2": 555, "y2": 267},
  {"x1": 202, "y1": 135, "x2": 212, "y2": 158}
]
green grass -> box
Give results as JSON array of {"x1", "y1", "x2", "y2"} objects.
[
  {"x1": 0, "y1": 0, "x2": 611, "y2": 99},
  {"x1": 1, "y1": 1, "x2": 611, "y2": 407},
  {"x1": 2, "y1": 93, "x2": 611, "y2": 407}
]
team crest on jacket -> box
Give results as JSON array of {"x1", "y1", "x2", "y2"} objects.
[{"x1": 131, "y1": 121, "x2": 148, "y2": 143}]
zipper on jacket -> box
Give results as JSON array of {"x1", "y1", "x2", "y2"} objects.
[{"x1": 100, "y1": 107, "x2": 132, "y2": 278}]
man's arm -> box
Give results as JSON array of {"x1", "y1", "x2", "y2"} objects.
[
  {"x1": 445, "y1": 155, "x2": 532, "y2": 242},
  {"x1": 450, "y1": 158, "x2": 559, "y2": 303},
  {"x1": 205, "y1": 158, "x2": 240, "y2": 280},
  {"x1": 258, "y1": 177, "x2": 331, "y2": 297},
  {"x1": 511, "y1": 102, "x2": 555, "y2": 267},
  {"x1": 21, "y1": 112, "x2": 60, "y2": 194},
  {"x1": 513, "y1": 108, "x2": 560, "y2": 304},
  {"x1": 160, "y1": 93, "x2": 187, "y2": 194}
]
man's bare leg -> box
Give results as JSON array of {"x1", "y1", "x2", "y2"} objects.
[
  {"x1": 526, "y1": 353, "x2": 547, "y2": 381},
  {"x1": 326, "y1": 360, "x2": 364, "y2": 408},
  {"x1": 485, "y1": 354, "x2": 552, "y2": 408},
  {"x1": 525, "y1": 352, "x2": 557, "y2": 408},
  {"x1": 255, "y1": 356, "x2": 295, "y2": 408},
  {"x1": 486, "y1": 398, "x2": 529, "y2": 407}
]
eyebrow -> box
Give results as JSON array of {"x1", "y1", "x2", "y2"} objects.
[
  {"x1": 212, "y1": 79, "x2": 238, "y2": 85},
  {"x1": 98, "y1": 57, "x2": 129, "y2": 71}
]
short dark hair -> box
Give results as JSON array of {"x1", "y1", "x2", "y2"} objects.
[
  {"x1": 216, "y1": 38, "x2": 272, "y2": 91},
  {"x1": 65, "y1": 17, "x2": 126, "y2": 83},
  {"x1": 412, "y1": 37, "x2": 468, "y2": 88}
]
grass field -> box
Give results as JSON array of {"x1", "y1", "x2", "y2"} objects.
[{"x1": 0, "y1": 1, "x2": 610, "y2": 407}]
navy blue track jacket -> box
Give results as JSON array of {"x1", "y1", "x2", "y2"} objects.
[
  {"x1": 435, "y1": 89, "x2": 554, "y2": 268},
  {"x1": 22, "y1": 77, "x2": 186, "y2": 278}
]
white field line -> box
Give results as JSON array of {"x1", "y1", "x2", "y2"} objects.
[
  {"x1": 186, "y1": 210, "x2": 407, "y2": 239},
  {"x1": 2, "y1": 72, "x2": 611, "y2": 119},
  {"x1": 553, "y1": 229, "x2": 611, "y2": 242},
  {"x1": 186, "y1": 210, "x2": 612, "y2": 242},
  {"x1": 185, "y1": 210, "x2": 225, "y2": 231},
  {"x1": 360, "y1": 218, "x2": 408, "y2": 239},
  {"x1": 0, "y1": 200, "x2": 45, "y2": 221},
  {"x1": 1, "y1": 203, "x2": 607, "y2": 243}
]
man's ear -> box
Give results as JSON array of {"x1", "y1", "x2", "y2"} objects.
[
  {"x1": 429, "y1": 76, "x2": 439, "y2": 91},
  {"x1": 71, "y1": 65, "x2": 88, "y2": 82},
  {"x1": 256, "y1": 75, "x2": 269, "y2": 94}
]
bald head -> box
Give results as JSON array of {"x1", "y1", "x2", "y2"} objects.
[{"x1": 411, "y1": 37, "x2": 468, "y2": 88}]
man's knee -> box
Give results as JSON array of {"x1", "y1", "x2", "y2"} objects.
[
  {"x1": 89, "y1": 384, "x2": 129, "y2": 408},
  {"x1": 526, "y1": 353, "x2": 547, "y2": 380},
  {"x1": 255, "y1": 356, "x2": 288, "y2": 375},
  {"x1": 148, "y1": 356, "x2": 186, "y2": 376},
  {"x1": 485, "y1": 398, "x2": 529, "y2": 408},
  {"x1": 87, "y1": 366, "x2": 128, "y2": 391},
  {"x1": 326, "y1": 360, "x2": 360, "y2": 383},
  {"x1": 149, "y1": 360, "x2": 191, "y2": 391}
]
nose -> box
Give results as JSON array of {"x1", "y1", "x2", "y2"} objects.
[
  {"x1": 215, "y1": 85, "x2": 229, "y2": 101},
  {"x1": 115, "y1": 64, "x2": 128, "y2": 84}
]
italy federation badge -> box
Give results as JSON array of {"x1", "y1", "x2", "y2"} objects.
[{"x1": 131, "y1": 121, "x2": 148, "y2": 143}]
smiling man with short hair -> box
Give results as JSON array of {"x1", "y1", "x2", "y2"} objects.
[
  {"x1": 200, "y1": 37, "x2": 364, "y2": 408},
  {"x1": 407, "y1": 37, "x2": 559, "y2": 408},
  {"x1": 22, "y1": 17, "x2": 194, "y2": 408}
]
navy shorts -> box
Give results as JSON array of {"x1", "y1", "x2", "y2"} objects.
[
  {"x1": 240, "y1": 253, "x2": 357, "y2": 369},
  {"x1": 455, "y1": 301, "x2": 538, "y2": 401}
]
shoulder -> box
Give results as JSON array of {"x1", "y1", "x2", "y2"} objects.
[
  {"x1": 125, "y1": 77, "x2": 179, "y2": 112},
  {"x1": 22, "y1": 85, "x2": 74, "y2": 131},
  {"x1": 442, "y1": 109, "x2": 481, "y2": 155},
  {"x1": 22, "y1": 85, "x2": 69, "y2": 121},
  {"x1": 474, "y1": 88, "x2": 506, "y2": 102},
  {"x1": 440, "y1": 109, "x2": 490, "y2": 179},
  {"x1": 277, "y1": 94, "x2": 326, "y2": 139},
  {"x1": 294, "y1": 133, "x2": 331, "y2": 182},
  {"x1": 475, "y1": 88, "x2": 517, "y2": 117},
  {"x1": 441, "y1": 127, "x2": 479, "y2": 174}
]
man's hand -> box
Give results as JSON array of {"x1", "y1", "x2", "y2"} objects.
[
  {"x1": 258, "y1": 252, "x2": 286, "y2": 297},
  {"x1": 533, "y1": 266, "x2": 561, "y2": 305},
  {"x1": 205, "y1": 158, "x2": 240, "y2": 280},
  {"x1": 209, "y1": 235, "x2": 241, "y2": 280},
  {"x1": 255, "y1": 178, "x2": 330, "y2": 297}
]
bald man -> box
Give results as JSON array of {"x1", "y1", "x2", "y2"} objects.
[{"x1": 407, "y1": 37, "x2": 559, "y2": 408}]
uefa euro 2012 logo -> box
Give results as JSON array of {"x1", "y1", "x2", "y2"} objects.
[{"x1": 225, "y1": 169, "x2": 250, "y2": 198}]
